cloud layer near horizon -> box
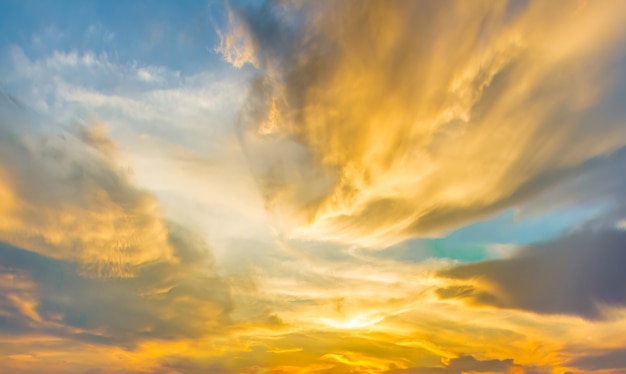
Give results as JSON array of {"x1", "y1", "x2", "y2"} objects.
[{"x1": 221, "y1": 0, "x2": 626, "y2": 247}]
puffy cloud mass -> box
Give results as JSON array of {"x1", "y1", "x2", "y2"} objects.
[{"x1": 220, "y1": 0, "x2": 626, "y2": 247}]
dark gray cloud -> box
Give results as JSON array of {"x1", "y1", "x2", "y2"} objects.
[
  {"x1": 386, "y1": 354, "x2": 531, "y2": 374},
  {"x1": 568, "y1": 347, "x2": 626, "y2": 371},
  {"x1": 437, "y1": 229, "x2": 626, "y2": 319}
]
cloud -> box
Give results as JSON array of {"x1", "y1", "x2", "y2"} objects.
[
  {"x1": 5, "y1": 2, "x2": 626, "y2": 373},
  {"x1": 0, "y1": 94, "x2": 235, "y2": 371},
  {"x1": 387, "y1": 354, "x2": 530, "y2": 374},
  {"x1": 0, "y1": 227, "x2": 231, "y2": 347},
  {"x1": 0, "y1": 92, "x2": 176, "y2": 277},
  {"x1": 0, "y1": 74, "x2": 283, "y2": 373},
  {"x1": 0, "y1": 93, "x2": 233, "y2": 350},
  {"x1": 568, "y1": 347, "x2": 626, "y2": 371},
  {"x1": 436, "y1": 229, "x2": 626, "y2": 320},
  {"x1": 0, "y1": 46, "x2": 269, "y2": 252},
  {"x1": 1, "y1": 46, "x2": 244, "y2": 129},
  {"x1": 219, "y1": 0, "x2": 626, "y2": 247},
  {"x1": 516, "y1": 144, "x2": 626, "y2": 228}
]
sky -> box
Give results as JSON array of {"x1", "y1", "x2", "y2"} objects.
[{"x1": 1, "y1": 0, "x2": 626, "y2": 373}]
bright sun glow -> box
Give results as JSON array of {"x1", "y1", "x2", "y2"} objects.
[{"x1": 320, "y1": 315, "x2": 386, "y2": 330}]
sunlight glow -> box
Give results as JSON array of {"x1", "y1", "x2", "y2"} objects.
[{"x1": 320, "y1": 314, "x2": 385, "y2": 330}]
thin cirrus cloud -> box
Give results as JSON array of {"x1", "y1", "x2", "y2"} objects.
[
  {"x1": 219, "y1": 0, "x2": 626, "y2": 247},
  {"x1": 0, "y1": 45, "x2": 271, "y2": 255}
]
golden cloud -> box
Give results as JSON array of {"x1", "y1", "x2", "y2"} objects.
[{"x1": 222, "y1": 0, "x2": 626, "y2": 247}]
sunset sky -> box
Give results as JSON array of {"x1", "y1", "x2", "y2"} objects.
[{"x1": 2, "y1": 1, "x2": 626, "y2": 373}]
